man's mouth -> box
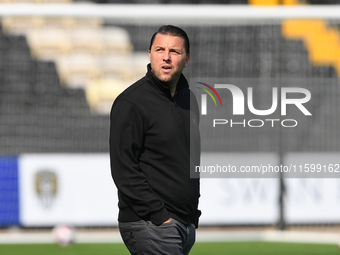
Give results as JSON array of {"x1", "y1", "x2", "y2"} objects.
[{"x1": 162, "y1": 65, "x2": 172, "y2": 72}]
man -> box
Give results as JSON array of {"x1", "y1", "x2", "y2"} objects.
[{"x1": 109, "y1": 25, "x2": 201, "y2": 255}]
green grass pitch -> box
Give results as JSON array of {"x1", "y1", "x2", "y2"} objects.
[{"x1": 0, "y1": 241, "x2": 338, "y2": 255}]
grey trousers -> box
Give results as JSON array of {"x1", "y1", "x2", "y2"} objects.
[{"x1": 119, "y1": 219, "x2": 196, "y2": 255}]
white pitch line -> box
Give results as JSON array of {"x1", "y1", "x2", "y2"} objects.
[
  {"x1": 0, "y1": 229, "x2": 123, "y2": 244},
  {"x1": 196, "y1": 230, "x2": 340, "y2": 245},
  {"x1": 0, "y1": 229, "x2": 339, "y2": 245}
]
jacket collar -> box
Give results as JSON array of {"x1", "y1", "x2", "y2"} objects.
[{"x1": 146, "y1": 64, "x2": 189, "y2": 98}]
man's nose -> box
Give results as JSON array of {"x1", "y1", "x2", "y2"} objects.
[{"x1": 163, "y1": 51, "x2": 171, "y2": 61}]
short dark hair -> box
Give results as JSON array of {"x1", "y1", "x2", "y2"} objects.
[{"x1": 149, "y1": 25, "x2": 190, "y2": 55}]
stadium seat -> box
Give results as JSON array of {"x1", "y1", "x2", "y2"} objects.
[
  {"x1": 42, "y1": 17, "x2": 77, "y2": 30},
  {"x1": 55, "y1": 53, "x2": 100, "y2": 88},
  {"x1": 249, "y1": 0, "x2": 300, "y2": 5},
  {"x1": 1, "y1": 17, "x2": 103, "y2": 36},
  {"x1": 38, "y1": 0, "x2": 73, "y2": 3},
  {"x1": 98, "y1": 52, "x2": 149, "y2": 81},
  {"x1": 85, "y1": 78, "x2": 129, "y2": 114},
  {"x1": 68, "y1": 28, "x2": 104, "y2": 54},
  {"x1": 0, "y1": 0, "x2": 69, "y2": 2},
  {"x1": 1, "y1": 16, "x2": 45, "y2": 36},
  {"x1": 42, "y1": 17, "x2": 103, "y2": 30},
  {"x1": 0, "y1": 0, "x2": 73, "y2": 2},
  {"x1": 67, "y1": 27, "x2": 132, "y2": 55},
  {"x1": 73, "y1": 18, "x2": 103, "y2": 29},
  {"x1": 100, "y1": 27, "x2": 133, "y2": 54},
  {"x1": 282, "y1": 19, "x2": 340, "y2": 78},
  {"x1": 0, "y1": 0, "x2": 36, "y2": 2},
  {"x1": 26, "y1": 29, "x2": 72, "y2": 60}
]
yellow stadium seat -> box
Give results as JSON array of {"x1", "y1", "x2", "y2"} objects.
[
  {"x1": 42, "y1": 17, "x2": 77, "y2": 30},
  {"x1": 249, "y1": 0, "x2": 301, "y2": 5},
  {"x1": 99, "y1": 52, "x2": 149, "y2": 81},
  {"x1": 86, "y1": 78, "x2": 129, "y2": 114},
  {"x1": 74, "y1": 18, "x2": 103, "y2": 29},
  {"x1": 39, "y1": 0, "x2": 72, "y2": 3},
  {"x1": 68, "y1": 28, "x2": 104, "y2": 54},
  {"x1": 67, "y1": 27, "x2": 133, "y2": 55},
  {"x1": 0, "y1": 0, "x2": 68, "y2": 2},
  {"x1": 0, "y1": 0, "x2": 71, "y2": 3},
  {"x1": 55, "y1": 53, "x2": 100, "y2": 88},
  {"x1": 1, "y1": 16, "x2": 44, "y2": 35},
  {"x1": 1, "y1": 0, "x2": 36, "y2": 3},
  {"x1": 248, "y1": 0, "x2": 279, "y2": 5},
  {"x1": 26, "y1": 28, "x2": 72, "y2": 60},
  {"x1": 41, "y1": 17, "x2": 102, "y2": 30},
  {"x1": 100, "y1": 27, "x2": 133, "y2": 54},
  {"x1": 282, "y1": 19, "x2": 340, "y2": 78}
]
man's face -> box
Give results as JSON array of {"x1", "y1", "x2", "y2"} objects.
[{"x1": 148, "y1": 33, "x2": 190, "y2": 87}]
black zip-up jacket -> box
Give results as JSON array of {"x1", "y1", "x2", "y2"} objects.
[{"x1": 109, "y1": 64, "x2": 201, "y2": 227}]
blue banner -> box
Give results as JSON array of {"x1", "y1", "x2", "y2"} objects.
[{"x1": 0, "y1": 156, "x2": 19, "y2": 226}]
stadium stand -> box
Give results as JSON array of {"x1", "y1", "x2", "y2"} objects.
[
  {"x1": 0, "y1": 2, "x2": 340, "y2": 154},
  {"x1": 0, "y1": 28, "x2": 108, "y2": 153},
  {"x1": 1, "y1": 15, "x2": 145, "y2": 109}
]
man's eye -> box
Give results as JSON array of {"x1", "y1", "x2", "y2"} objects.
[{"x1": 171, "y1": 50, "x2": 180, "y2": 54}]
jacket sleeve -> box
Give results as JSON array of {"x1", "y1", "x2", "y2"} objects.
[
  {"x1": 190, "y1": 208, "x2": 201, "y2": 228},
  {"x1": 109, "y1": 99, "x2": 170, "y2": 226},
  {"x1": 189, "y1": 90, "x2": 202, "y2": 228}
]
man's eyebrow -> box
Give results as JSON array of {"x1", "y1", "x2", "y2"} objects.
[{"x1": 154, "y1": 45, "x2": 182, "y2": 51}]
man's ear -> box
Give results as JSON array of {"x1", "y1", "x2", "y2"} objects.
[{"x1": 185, "y1": 54, "x2": 190, "y2": 67}]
